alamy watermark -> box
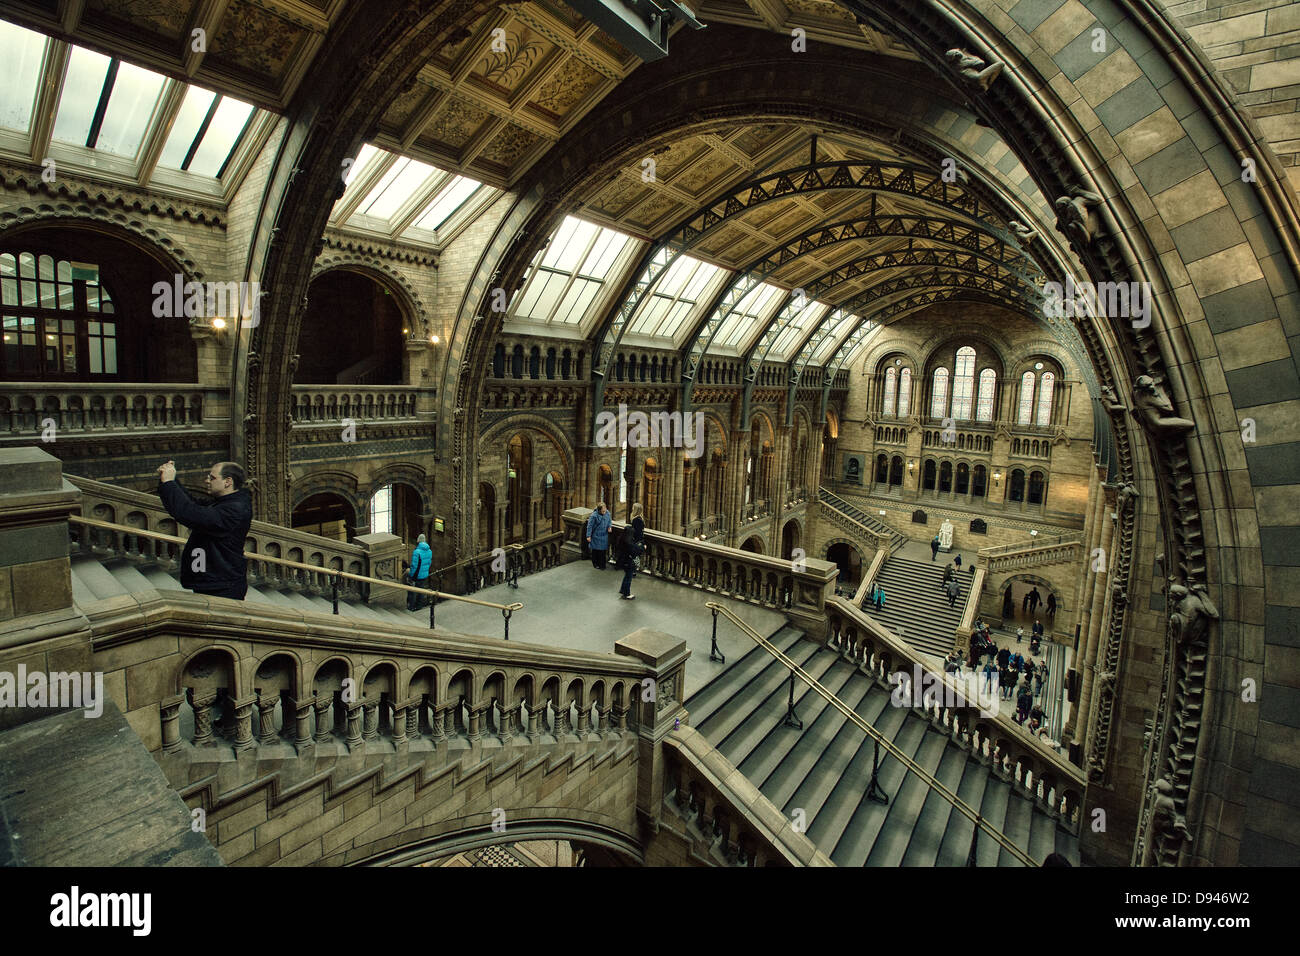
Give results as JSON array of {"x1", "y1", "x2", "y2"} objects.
[
  {"x1": 1042, "y1": 275, "x2": 1151, "y2": 328},
  {"x1": 0, "y1": 666, "x2": 104, "y2": 718},
  {"x1": 152, "y1": 275, "x2": 261, "y2": 327},
  {"x1": 595, "y1": 404, "x2": 706, "y2": 458},
  {"x1": 890, "y1": 664, "x2": 999, "y2": 718}
]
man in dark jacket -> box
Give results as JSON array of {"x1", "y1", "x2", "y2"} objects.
[{"x1": 156, "y1": 460, "x2": 253, "y2": 600}]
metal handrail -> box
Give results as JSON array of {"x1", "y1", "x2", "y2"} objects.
[
  {"x1": 68, "y1": 515, "x2": 524, "y2": 617},
  {"x1": 704, "y1": 600, "x2": 1040, "y2": 867}
]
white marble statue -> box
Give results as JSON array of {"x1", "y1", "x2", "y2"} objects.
[{"x1": 938, "y1": 519, "x2": 954, "y2": 551}]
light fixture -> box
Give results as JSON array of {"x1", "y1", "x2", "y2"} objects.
[
  {"x1": 993, "y1": 471, "x2": 1002, "y2": 481},
  {"x1": 1034, "y1": 362, "x2": 1043, "y2": 370},
  {"x1": 402, "y1": 327, "x2": 409, "y2": 334},
  {"x1": 1030, "y1": 529, "x2": 1039, "y2": 537},
  {"x1": 908, "y1": 460, "x2": 915, "y2": 470},
  {"x1": 430, "y1": 334, "x2": 440, "y2": 344},
  {"x1": 212, "y1": 317, "x2": 227, "y2": 331}
]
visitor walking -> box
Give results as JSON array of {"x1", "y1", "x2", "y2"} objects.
[
  {"x1": 1035, "y1": 662, "x2": 1049, "y2": 697},
  {"x1": 954, "y1": 553, "x2": 962, "y2": 570},
  {"x1": 617, "y1": 503, "x2": 646, "y2": 599},
  {"x1": 1016, "y1": 625, "x2": 1025, "y2": 645},
  {"x1": 982, "y1": 660, "x2": 996, "y2": 694},
  {"x1": 1002, "y1": 587, "x2": 1015, "y2": 619},
  {"x1": 1047, "y1": 592, "x2": 1057, "y2": 616},
  {"x1": 873, "y1": 585, "x2": 885, "y2": 611},
  {"x1": 930, "y1": 535, "x2": 940, "y2": 561},
  {"x1": 586, "y1": 502, "x2": 612, "y2": 569},
  {"x1": 155, "y1": 460, "x2": 252, "y2": 600},
  {"x1": 407, "y1": 534, "x2": 432, "y2": 610},
  {"x1": 946, "y1": 577, "x2": 960, "y2": 607},
  {"x1": 941, "y1": 563, "x2": 954, "y2": 590}
]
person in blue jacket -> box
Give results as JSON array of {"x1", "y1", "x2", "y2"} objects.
[
  {"x1": 408, "y1": 534, "x2": 432, "y2": 610},
  {"x1": 586, "y1": 502, "x2": 612, "y2": 569}
]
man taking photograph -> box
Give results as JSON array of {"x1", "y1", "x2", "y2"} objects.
[{"x1": 156, "y1": 460, "x2": 253, "y2": 600}]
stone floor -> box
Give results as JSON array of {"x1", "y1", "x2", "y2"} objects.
[{"x1": 399, "y1": 561, "x2": 789, "y2": 700}]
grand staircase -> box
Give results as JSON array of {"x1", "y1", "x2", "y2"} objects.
[
  {"x1": 686, "y1": 628, "x2": 1080, "y2": 866},
  {"x1": 69, "y1": 551, "x2": 424, "y2": 627},
  {"x1": 863, "y1": 553, "x2": 967, "y2": 659},
  {"x1": 819, "y1": 488, "x2": 907, "y2": 555}
]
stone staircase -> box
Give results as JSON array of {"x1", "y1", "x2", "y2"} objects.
[
  {"x1": 686, "y1": 628, "x2": 1080, "y2": 866},
  {"x1": 862, "y1": 553, "x2": 966, "y2": 659},
  {"x1": 819, "y1": 487, "x2": 907, "y2": 555},
  {"x1": 69, "y1": 551, "x2": 425, "y2": 627}
]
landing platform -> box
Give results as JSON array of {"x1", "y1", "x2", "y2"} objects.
[{"x1": 410, "y1": 561, "x2": 789, "y2": 698}]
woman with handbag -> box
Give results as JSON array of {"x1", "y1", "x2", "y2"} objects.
[{"x1": 618, "y1": 503, "x2": 646, "y2": 600}]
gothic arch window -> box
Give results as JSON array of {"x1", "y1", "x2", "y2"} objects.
[
  {"x1": 1017, "y1": 371, "x2": 1035, "y2": 425},
  {"x1": 931, "y1": 367, "x2": 949, "y2": 419},
  {"x1": 882, "y1": 366, "x2": 897, "y2": 416},
  {"x1": 889, "y1": 456, "x2": 904, "y2": 486},
  {"x1": 1036, "y1": 371, "x2": 1055, "y2": 426},
  {"x1": 875, "y1": 454, "x2": 889, "y2": 483},
  {"x1": 939, "y1": 460, "x2": 953, "y2": 493},
  {"x1": 897, "y1": 367, "x2": 912, "y2": 417},
  {"x1": 976, "y1": 368, "x2": 996, "y2": 422},
  {"x1": 922, "y1": 459, "x2": 936, "y2": 491},
  {"x1": 1009, "y1": 468, "x2": 1026, "y2": 503},
  {"x1": 618, "y1": 439, "x2": 628, "y2": 504},
  {"x1": 972, "y1": 464, "x2": 987, "y2": 498},
  {"x1": 1028, "y1": 470, "x2": 1046, "y2": 505},
  {"x1": 370, "y1": 485, "x2": 393, "y2": 535},
  {"x1": 951, "y1": 346, "x2": 976, "y2": 420},
  {"x1": 956, "y1": 462, "x2": 970, "y2": 495}
]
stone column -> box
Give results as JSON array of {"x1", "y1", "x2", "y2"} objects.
[
  {"x1": 292, "y1": 698, "x2": 314, "y2": 753},
  {"x1": 189, "y1": 689, "x2": 217, "y2": 747},
  {"x1": 391, "y1": 702, "x2": 408, "y2": 749},
  {"x1": 345, "y1": 702, "x2": 364, "y2": 751},
  {"x1": 362, "y1": 700, "x2": 380, "y2": 741},
  {"x1": 313, "y1": 695, "x2": 333, "y2": 743},
  {"x1": 615, "y1": 628, "x2": 690, "y2": 833},
  {"x1": 256, "y1": 693, "x2": 279, "y2": 747},
  {"x1": 160, "y1": 694, "x2": 186, "y2": 754},
  {"x1": 233, "y1": 695, "x2": 257, "y2": 752}
]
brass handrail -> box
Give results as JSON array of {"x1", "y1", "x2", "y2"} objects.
[
  {"x1": 68, "y1": 515, "x2": 524, "y2": 614},
  {"x1": 704, "y1": 600, "x2": 1040, "y2": 867}
]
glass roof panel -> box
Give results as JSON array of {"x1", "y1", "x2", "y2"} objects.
[
  {"x1": 547, "y1": 218, "x2": 600, "y2": 273},
  {"x1": 186, "y1": 95, "x2": 254, "y2": 176},
  {"x1": 358, "y1": 156, "x2": 437, "y2": 219},
  {"x1": 412, "y1": 175, "x2": 480, "y2": 231},
  {"x1": 507, "y1": 215, "x2": 638, "y2": 331},
  {"x1": 52, "y1": 46, "x2": 112, "y2": 146},
  {"x1": 94, "y1": 60, "x2": 166, "y2": 157},
  {"x1": 713, "y1": 281, "x2": 785, "y2": 351},
  {"x1": 157, "y1": 86, "x2": 216, "y2": 169},
  {"x1": 0, "y1": 21, "x2": 47, "y2": 134},
  {"x1": 808, "y1": 309, "x2": 860, "y2": 364},
  {"x1": 768, "y1": 301, "x2": 832, "y2": 361}
]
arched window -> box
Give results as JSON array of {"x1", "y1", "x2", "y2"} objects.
[
  {"x1": 1017, "y1": 371, "x2": 1035, "y2": 425},
  {"x1": 889, "y1": 456, "x2": 904, "y2": 486},
  {"x1": 897, "y1": 368, "x2": 912, "y2": 417},
  {"x1": 1028, "y1": 470, "x2": 1046, "y2": 505},
  {"x1": 1036, "y1": 372, "x2": 1055, "y2": 426},
  {"x1": 370, "y1": 485, "x2": 393, "y2": 535},
  {"x1": 1, "y1": 253, "x2": 118, "y2": 379},
  {"x1": 972, "y1": 464, "x2": 987, "y2": 497},
  {"x1": 939, "y1": 460, "x2": 953, "y2": 493},
  {"x1": 976, "y1": 369, "x2": 996, "y2": 422},
  {"x1": 1009, "y1": 468, "x2": 1026, "y2": 502},
  {"x1": 931, "y1": 368, "x2": 950, "y2": 419},
  {"x1": 875, "y1": 454, "x2": 889, "y2": 483},
  {"x1": 882, "y1": 366, "x2": 897, "y2": 416},
  {"x1": 956, "y1": 462, "x2": 970, "y2": 495},
  {"x1": 922, "y1": 459, "x2": 936, "y2": 491},
  {"x1": 951, "y1": 347, "x2": 976, "y2": 420}
]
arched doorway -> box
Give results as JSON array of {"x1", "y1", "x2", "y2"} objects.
[
  {"x1": 298, "y1": 269, "x2": 406, "y2": 384},
  {"x1": 825, "y1": 542, "x2": 862, "y2": 589},
  {"x1": 370, "y1": 481, "x2": 423, "y2": 543},
  {"x1": 506, "y1": 434, "x2": 532, "y2": 544},
  {"x1": 292, "y1": 493, "x2": 355, "y2": 541},
  {"x1": 739, "y1": 536, "x2": 763, "y2": 554},
  {"x1": 780, "y1": 520, "x2": 801, "y2": 560}
]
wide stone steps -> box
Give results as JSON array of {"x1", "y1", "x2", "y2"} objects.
[
  {"x1": 686, "y1": 636, "x2": 1080, "y2": 866},
  {"x1": 69, "y1": 553, "x2": 425, "y2": 628},
  {"x1": 863, "y1": 553, "x2": 968, "y2": 658},
  {"x1": 818, "y1": 488, "x2": 907, "y2": 554}
]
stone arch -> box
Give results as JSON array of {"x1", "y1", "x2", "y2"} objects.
[
  {"x1": 366, "y1": 463, "x2": 432, "y2": 518},
  {"x1": 479, "y1": 413, "x2": 574, "y2": 487},
  {"x1": 289, "y1": 471, "x2": 366, "y2": 532},
  {"x1": 0, "y1": 205, "x2": 213, "y2": 283},
  {"x1": 311, "y1": 255, "x2": 430, "y2": 338}
]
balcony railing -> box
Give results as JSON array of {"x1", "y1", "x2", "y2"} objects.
[
  {"x1": 290, "y1": 385, "x2": 433, "y2": 423},
  {"x1": 0, "y1": 383, "x2": 223, "y2": 435},
  {"x1": 977, "y1": 534, "x2": 1083, "y2": 572}
]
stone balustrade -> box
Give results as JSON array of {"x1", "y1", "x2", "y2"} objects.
[
  {"x1": 818, "y1": 499, "x2": 893, "y2": 551},
  {"x1": 561, "y1": 509, "x2": 837, "y2": 628},
  {"x1": 0, "y1": 383, "x2": 222, "y2": 435},
  {"x1": 68, "y1": 473, "x2": 372, "y2": 601},
  {"x1": 825, "y1": 596, "x2": 1084, "y2": 831},
  {"x1": 661, "y1": 726, "x2": 832, "y2": 867},
  {"x1": 977, "y1": 533, "x2": 1083, "y2": 572},
  {"x1": 290, "y1": 385, "x2": 433, "y2": 423}
]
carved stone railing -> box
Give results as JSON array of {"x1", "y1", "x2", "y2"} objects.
[
  {"x1": 977, "y1": 533, "x2": 1084, "y2": 572},
  {"x1": 561, "y1": 509, "x2": 837, "y2": 627},
  {"x1": 67, "y1": 473, "x2": 373, "y2": 600},
  {"x1": 290, "y1": 385, "x2": 433, "y2": 423},
  {"x1": 954, "y1": 566, "x2": 988, "y2": 651},
  {"x1": 0, "y1": 383, "x2": 224, "y2": 435},
  {"x1": 818, "y1": 499, "x2": 893, "y2": 552},
  {"x1": 818, "y1": 487, "x2": 906, "y2": 553},
  {"x1": 661, "y1": 726, "x2": 833, "y2": 867},
  {"x1": 825, "y1": 596, "x2": 1085, "y2": 832}
]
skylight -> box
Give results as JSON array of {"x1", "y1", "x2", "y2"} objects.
[
  {"x1": 710, "y1": 281, "x2": 788, "y2": 352},
  {"x1": 808, "y1": 309, "x2": 861, "y2": 364},
  {"x1": 510, "y1": 215, "x2": 639, "y2": 329},
  {"x1": 768, "y1": 300, "x2": 833, "y2": 361},
  {"x1": 625, "y1": 255, "x2": 726, "y2": 340},
  {"x1": 0, "y1": 21, "x2": 46, "y2": 134},
  {"x1": 413, "y1": 176, "x2": 480, "y2": 231}
]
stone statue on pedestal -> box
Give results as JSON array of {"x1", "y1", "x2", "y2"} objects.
[{"x1": 938, "y1": 518, "x2": 954, "y2": 551}]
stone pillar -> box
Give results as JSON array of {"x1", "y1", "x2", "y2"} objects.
[
  {"x1": 256, "y1": 693, "x2": 279, "y2": 747},
  {"x1": 353, "y1": 531, "x2": 406, "y2": 608},
  {"x1": 293, "y1": 698, "x2": 314, "y2": 753},
  {"x1": 189, "y1": 689, "x2": 217, "y2": 747},
  {"x1": 345, "y1": 702, "x2": 364, "y2": 751},
  {"x1": 233, "y1": 694, "x2": 257, "y2": 752},
  {"x1": 362, "y1": 700, "x2": 380, "y2": 741},
  {"x1": 615, "y1": 628, "x2": 690, "y2": 833},
  {"x1": 160, "y1": 694, "x2": 186, "y2": 753},
  {"x1": 0, "y1": 449, "x2": 79, "y2": 648},
  {"x1": 313, "y1": 695, "x2": 333, "y2": 743}
]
